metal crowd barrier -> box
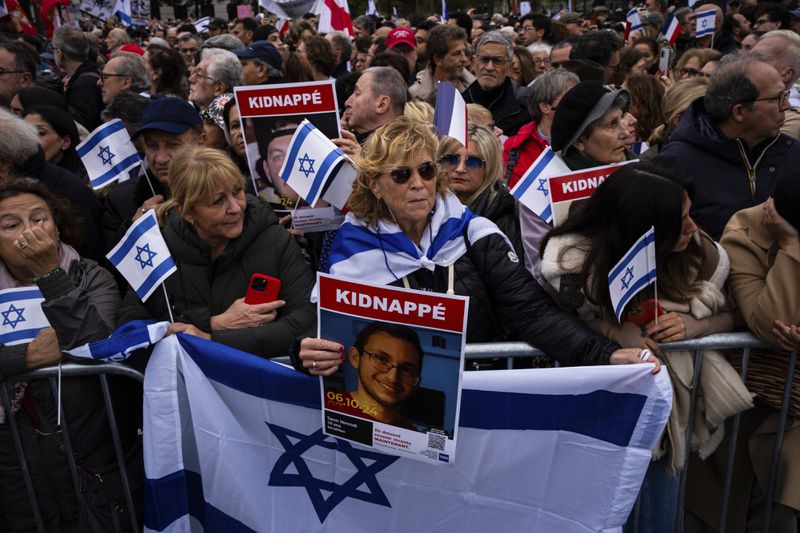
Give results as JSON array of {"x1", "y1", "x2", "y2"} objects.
[
  {"x1": 2, "y1": 333, "x2": 795, "y2": 532},
  {"x1": 0, "y1": 363, "x2": 144, "y2": 533}
]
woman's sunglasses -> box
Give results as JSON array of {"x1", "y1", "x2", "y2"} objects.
[
  {"x1": 387, "y1": 161, "x2": 438, "y2": 184},
  {"x1": 438, "y1": 153, "x2": 486, "y2": 171}
]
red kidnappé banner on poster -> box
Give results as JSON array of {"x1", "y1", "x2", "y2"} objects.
[
  {"x1": 318, "y1": 274, "x2": 467, "y2": 333},
  {"x1": 548, "y1": 160, "x2": 635, "y2": 226},
  {"x1": 235, "y1": 82, "x2": 338, "y2": 118}
]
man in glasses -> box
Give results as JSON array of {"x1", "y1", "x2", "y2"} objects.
[
  {"x1": 0, "y1": 42, "x2": 36, "y2": 108},
  {"x1": 462, "y1": 31, "x2": 530, "y2": 137},
  {"x1": 409, "y1": 24, "x2": 474, "y2": 104},
  {"x1": 751, "y1": 31, "x2": 800, "y2": 139},
  {"x1": 99, "y1": 52, "x2": 150, "y2": 105},
  {"x1": 654, "y1": 58, "x2": 800, "y2": 240},
  {"x1": 329, "y1": 322, "x2": 423, "y2": 429},
  {"x1": 189, "y1": 48, "x2": 243, "y2": 109},
  {"x1": 519, "y1": 14, "x2": 551, "y2": 46},
  {"x1": 752, "y1": 5, "x2": 790, "y2": 32}
]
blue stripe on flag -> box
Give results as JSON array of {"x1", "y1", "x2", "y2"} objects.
[
  {"x1": 178, "y1": 335, "x2": 321, "y2": 409},
  {"x1": 306, "y1": 149, "x2": 341, "y2": 205},
  {"x1": 0, "y1": 289, "x2": 41, "y2": 304},
  {"x1": 614, "y1": 267, "x2": 657, "y2": 321},
  {"x1": 91, "y1": 153, "x2": 140, "y2": 189},
  {"x1": 280, "y1": 123, "x2": 312, "y2": 182},
  {"x1": 459, "y1": 388, "x2": 646, "y2": 446},
  {"x1": 325, "y1": 222, "x2": 421, "y2": 269},
  {"x1": 427, "y1": 212, "x2": 470, "y2": 259},
  {"x1": 76, "y1": 120, "x2": 126, "y2": 157},
  {"x1": 0, "y1": 327, "x2": 45, "y2": 344},
  {"x1": 144, "y1": 469, "x2": 256, "y2": 532},
  {"x1": 608, "y1": 231, "x2": 655, "y2": 281},
  {"x1": 108, "y1": 213, "x2": 157, "y2": 265},
  {"x1": 513, "y1": 149, "x2": 555, "y2": 199},
  {"x1": 135, "y1": 257, "x2": 176, "y2": 300},
  {"x1": 540, "y1": 204, "x2": 552, "y2": 223},
  {"x1": 433, "y1": 83, "x2": 456, "y2": 136}
]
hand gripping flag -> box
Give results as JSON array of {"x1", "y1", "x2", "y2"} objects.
[
  {"x1": 509, "y1": 147, "x2": 570, "y2": 224},
  {"x1": 76, "y1": 119, "x2": 141, "y2": 190},
  {"x1": 608, "y1": 226, "x2": 657, "y2": 323},
  {"x1": 106, "y1": 210, "x2": 177, "y2": 302},
  {"x1": 143, "y1": 334, "x2": 672, "y2": 532},
  {"x1": 278, "y1": 119, "x2": 356, "y2": 210},
  {"x1": 193, "y1": 16, "x2": 210, "y2": 33},
  {"x1": 661, "y1": 14, "x2": 682, "y2": 45},
  {"x1": 0, "y1": 287, "x2": 50, "y2": 345},
  {"x1": 433, "y1": 81, "x2": 468, "y2": 147},
  {"x1": 66, "y1": 320, "x2": 170, "y2": 362},
  {"x1": 695, "y1": 10, "x2": 716, "y2": 38},
  {"x1": 626, "y1": 8, "x2": 643, "y2": 33}
]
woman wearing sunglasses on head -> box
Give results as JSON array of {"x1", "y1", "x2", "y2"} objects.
[
  {"x1": 438, "y1": 124, "x2": 523, "y2": 259},
  {"x1": 292, "y1": 116, "x2": 661, "y2": 375}
]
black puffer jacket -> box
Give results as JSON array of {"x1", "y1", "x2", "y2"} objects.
[
  {"x1": 468, "y1": 182, "x2": 524, "y2": 260},
  {"x1": 0, "y1": 259, "x2": 124, "y2": 532},
  {"x1": 118, "y1": 194, "x2": 316, "y2": 358},
  {"x1": 64, "y1": 61, "x2": 103, "y2": 130},
  {"x1": 395, "y1": 229, "x2": 619, "y2": 366}
]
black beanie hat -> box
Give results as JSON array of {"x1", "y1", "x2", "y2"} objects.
[{"x1": 550, "y1": 80, "x2": 629, "y2": 153}]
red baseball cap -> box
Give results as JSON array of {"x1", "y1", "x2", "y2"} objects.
[
  {"x1": 119, "y1": 44, "x2": 145, "y2": 56},
  {"x1": 386, "y1": 27, "x2": 416, "y2": 49}
]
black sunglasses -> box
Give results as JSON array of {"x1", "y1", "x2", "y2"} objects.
[
  {"x1": 438, "y1": 153, "x2": 486, "y2": 171},
  {"x1": 388, "y1": 161, "x2": 438, "y2": 184}
]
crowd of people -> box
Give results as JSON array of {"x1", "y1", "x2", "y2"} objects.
[{"x1": 0, "y1": 2, "x2": 797, "y2": 531}]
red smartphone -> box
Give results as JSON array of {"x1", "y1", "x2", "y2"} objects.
[
  {"x1": 627, "y1": 299, "x2": 664, "y2": 328},
  {"x1": 244, "y1": 274, "x2": 281, "y2": 305}
]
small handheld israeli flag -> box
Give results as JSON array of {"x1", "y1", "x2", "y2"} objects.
[
  {"x1": 106, "y1": 210, "x2": 177, "y2": 302},
  {"x1": 76, "y1": 119, "x2": 140, "y2": 190},
  {"x1": 0, "y1": 287, "x2": 51, "y2": 346},
  {"x1": 66, "y1": 320, "x2": 170, "y2": 362},
  {"x1": 509, "y1": 147, "x2": 570, "y2": 224},
  {"x1": 608, "y1": 227, "x2": 657, "y2": 323},
  {"x1": 434, "y1": 81, "x2": 468, "y2": 148},
  {"x1": 278, "y1": 119, "x2": 355, "y2": 209},
  {"x1": 695, "y1": 10, "x2": 716, "y2": 38},
  {"x1": 194, "y1": 16, "x2": 211, "y2": 33},
  {"x1": 111, "y1": 0, "x2": 133, "y2": 26},
  {"x1": 626, "y1": 8, "x2": 643, "y2": 32}
]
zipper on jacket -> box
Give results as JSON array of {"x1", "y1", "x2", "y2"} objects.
[{"x1": 734, "y1": 136, "x2": 779, "y2": 200}]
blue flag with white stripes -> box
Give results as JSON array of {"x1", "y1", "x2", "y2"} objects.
[
  {"x1": 608, "y1": 226, "x2": 657, "y2": 323},
  {"x1": 76, "y1": 119, "x2": 141, "y2": 190},
  {"x1": 106, "y1": 210, "x2": 176, "y2": 302},
  {"x1": 143, "y1": 334, "x2": 671, "y2": 532},
  {"x1": 0, "y1": 287, "x2": 50, "y2": 345}
]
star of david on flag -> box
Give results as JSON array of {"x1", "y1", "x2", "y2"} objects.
[
  {"x1": 77, "y1": 118, "x2": 141, "y2": 190},
  {"x1": 509, "y1": 147, "x2": 570, "y2": 224},
  {"x1": 695, "y1": 10, "x2": 716, "y2": 38},
  {"x1": 277, "y1": 119, "x2": 356, "y2": 210},
  {"x1": 106, "y1": 210, "x2": 176, "y2": 302},
  {"x1": 608, "y1": 226, "x2": 657, "y2": 323},
  {"x1": 0, "y1": 287, "x2": 51, "y2": 346}
]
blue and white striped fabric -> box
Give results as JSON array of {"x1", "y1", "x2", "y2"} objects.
[
  {"x1": 434, "y1": 81, "x2": 468, "y2": 147},
  {"x1": 106, "y1": 210, "x2": 177, "y2": 302},
  {"x1": 324, "y1": 192, "x2": 509, "y2": 288},
  {"x1": 66, "y1": 320, "x2": 169, "y2": 362},
  {"x1": 194, "y1": 16, "x2": 211, "y2": 33},
  {"x1": 441, "y1": 0, "x2": 448, "y2": 20},
  {"x1": 0, "y1": 287, "x2": 50, "y2": 346},
  {"x1": 278, "y1": 119, "x2": 351, "y2": 209},
  {"x1": 143, "y1": 333, "x2": 671, "y2": 532},
  {"x1": 365, "y1": 0, "x2": 379, "y2": 16},
  {"x1": 626, "y1": 8, "x2": 643, "y2": 32},
  {"x1": 76, "y1": 119, "x2": 140, "y2": 190},
  {"x1": 608, "y1": 226, "x2": 657, "y2": 323},
  {"x1": 111, "y1": 0, "x2": 132, "y2": 26},
  {"x1": 695, "y1": 10, "x2": 716, "y2": 38},
  {"x1": 509, "y1": 147, "x2": 570, "y2": 224}
]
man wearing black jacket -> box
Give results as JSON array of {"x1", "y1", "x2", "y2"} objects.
[{"x1": 52, "y1": 26, "x2": 103, "y2": 130}]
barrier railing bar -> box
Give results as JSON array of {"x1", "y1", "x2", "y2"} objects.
[
  {"x1": 674, "y1": 349, "x2": 704, "y2": 533},
  {"x1": 99, "y1": 374, "x2": 140, "y2": 533},
  {"x1": 762, "y1": 349, "x2": 797, "y2": 533},
  {"x1": 47, "y1": 376, "x2": 84, "y2": 529},
  {"x1": 0, "y1": 381, "x2": 46, "y2": 533},
  {"x1": 9, "y1": 362, "x2": 145, "y2": 383}
]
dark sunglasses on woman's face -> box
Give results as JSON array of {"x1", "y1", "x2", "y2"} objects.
[
  {"x1": 388, "y1": 161, "x2": 438, "y2": 184},
  {"x1": 438, "y1": 153, "x2": 486, "y2": 171}
]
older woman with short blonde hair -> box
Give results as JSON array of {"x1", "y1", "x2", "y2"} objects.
[{"x1": 120, "y1": 146, "x2": 316, "y2": 359}]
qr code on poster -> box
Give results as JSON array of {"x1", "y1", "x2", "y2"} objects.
[{"x1": 427, "y1": 431, "x2": 446, "y2": 451}]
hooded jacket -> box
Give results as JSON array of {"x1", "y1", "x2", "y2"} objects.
[
  {"x1": 653, "y1": 97, "x2": 800, "y2": 240},
  {"x1": 118, "y1": 195, "x2": 316, "y2": 358}
]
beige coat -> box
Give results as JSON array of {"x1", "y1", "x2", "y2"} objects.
[{"x1": 408, "y1": 68, "x2": 476, "y2": 106}]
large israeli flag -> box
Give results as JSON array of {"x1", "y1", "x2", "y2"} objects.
[
  {"x1": 0, "y1": 287, "x2": 50, "y2": 345},
  {"x1": 608, "y1": 226, "x2": 657, "y2": 323},
  {"x1": 76, "y1": 119, "x2": 141, "y2": 190},
  {"x1": 144, "y1": 333, "x2": 671, "y2": 532},
  {"x1": 278, "y1": 119, "x2": 355, "y2": 209},
  {"x1": 106, "y1": 210, "x2": 176, "y2": 302},
  {"x1": 509, "y1": 147, "x2": 570, "y2": 224}
]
